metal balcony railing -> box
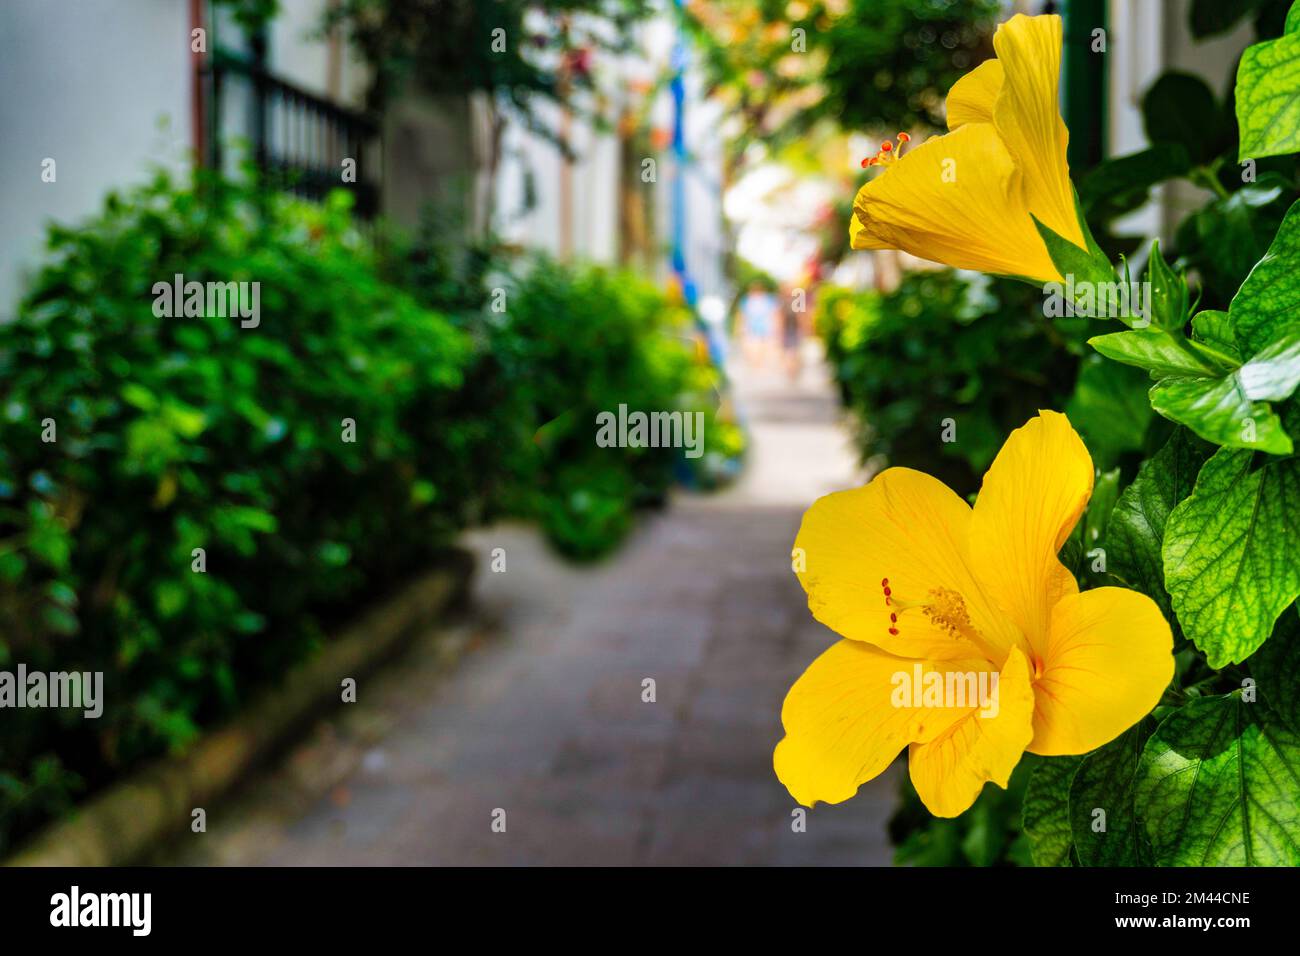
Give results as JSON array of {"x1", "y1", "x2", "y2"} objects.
[{"x1": 203, "y1": 47, "x2": 382, "y2": 219}]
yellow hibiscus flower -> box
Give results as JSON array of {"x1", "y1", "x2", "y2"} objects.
[
  {"x1": 850, "y1": 13, "x2": 1089, "y2": 283},
  {"x1": 774, "y1": 412, "x2": 1173, "y2": 817}
]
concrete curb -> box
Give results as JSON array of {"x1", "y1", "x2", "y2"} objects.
[{"x1": 4, "y1": 549, "x2": 474, "y2": 867}]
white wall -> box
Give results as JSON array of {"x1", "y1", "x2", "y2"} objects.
[
  {"x1": 493, "y1": 9, "x2": 728, "y2": 302},
  {"x1": 1160, "y1": 0, "x2": 1256, "y2": 234},
  {"x1": 0, "y1": 0, "x2": 192, "y2": 313},
  {"x1": 0, "y1": 0, "x2": 376, "y2": 314},
  {"x1": 1106, "y1": 0, "x2": 1260, "y2": 242},
  {"x1": 495, "y1": 94, "x2": 622, "y2": 262},
  {"x1": 1106, "y1": 0, "x2": 1164, "y2": 241},
  {"x1": 264, "y1": 0, "x2": 369, "y2": 108}
]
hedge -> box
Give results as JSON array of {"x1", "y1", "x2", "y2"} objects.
[{"x1": 0, "y1": 170, "x2": 739, "y2": 851}]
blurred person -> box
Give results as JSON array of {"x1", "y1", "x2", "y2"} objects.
[
  {"x1": 737, "y1": 281, "x2": 777, "y2": 367},
  {"x1": 777, "y1": 284, "x2": 805, "y2": 382}
]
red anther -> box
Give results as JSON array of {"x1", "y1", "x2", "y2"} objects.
[
  {"x1": 897, "y1": 132, "x2": 911, "y2": 142},
  {"x1": 880, "y1": 141, "x2": 892, "y2": 152},
  {"x1": 861, "y1": 157, "x2": 870, "y2": 168},
  {"x1": 888, "y1": 627, "x2": 899, "y2": 636},
  {"x1": 883, "y1": 587, "x2": 891, "y2": 596},
  {"x1": 881, "y1": 578, "x2": 889, "y2": 586},
  {"x1": 890, "y1": 613, "x2": 897, "y2": 623},
  {"x1": 885, "y1": 597, "x2": 891, "y2": 605}
]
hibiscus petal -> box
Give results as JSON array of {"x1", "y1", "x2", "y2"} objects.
[
  {"x1": 904, "y1": 642, "x2": 1034, "y2": 816},
  {"x1": 990, "y1": 13, "x2": 1083, "y2": 247},
  {"x1": 794, "y1": 467, "x2": 1024, "y2": 662},
  {"x1": 970, "y1": 410, "x2": 1092, "y2": 663},
  {"x1": 850, "y1": 122, "x2": 1060, "y2": 282},
  {"x1": 946, "y1": 58, "x2": 1003, "y2": 129},
  {"x1": 1029, "y1": 587, "x2": 1173, "y2": 755},
  {"x1": 774, "y1": 640, "x2": 982, "y2": 807},
  {"x1": 908, "y1": 645, "x2": 1035, "y2": 817}
]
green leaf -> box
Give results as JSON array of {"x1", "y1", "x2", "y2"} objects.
[
  {"x1": 1022, "y1": 756, "x2": 1083, "y2": 867},
  {"x1": 1237, "y1": 29, "x2": 1300, "y2": 160},
  {"x1": 1251, "y1": 610, "x2": 1300, "y2": 732},
  {"x1": 1083, "y1": 467, "x2": 1121, "y2": 552},
  {"x1": 1238, "y1": 331, "x2": 1300, "y2": 398},
  {"x1": 1135, "y1": 693, "x2": 1300, "y2": 865},
  {"x1": 120, "y1": 383, "x2": 158, "y2": 412},
  {"x1": 1163, "y1": 449, "x2": 1300, "y2": 666},
  {"x1": 1144, "y1": 72, "x2": 1221, "y2": 162},
  {"x1": 1182, "y1": 183, "x2": 1290, "y2": 304},
  {"x1": 1146, "y1": 240, "x2": 1190, "y2": 332},
  {"x1": 1069, "y1": 719, "x2": 1156, "y2": 866},
  {"x1": 1191, "y1": 309, "x2": 1242, "y2": 364},
  {"x1": 1289, "y1": 0, "x2": 1300, "y2": 34},
  {"x1": 1150, "y1": 368, "x2": 1294, "y2": 454},
  {"x1": 1107, "y1": 429, "x2": 1213, "y2": 618},
  {"x1": 1032, "y1": 215, "x2": 1114, "y2": 290},
  {"x1": 161, "y1": 401, "x2": 208, "y2": 439},
  {"x1": 1078, "y1": 145, "x2": 1192, "y2": 219},
  {"x1": 1089, "y1": 328, "x2": 1218, "y2": 378},
  {"x1": 1066, "y1": 356, "x2": 1154, "y2": 461},
  {"x1": 1230, "y1": 199, "x2": 1300, "y2": 353}
]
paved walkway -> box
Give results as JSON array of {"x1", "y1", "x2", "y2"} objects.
[{"x1": 168, "y1": 349, "x2": 899, "y2": 865}]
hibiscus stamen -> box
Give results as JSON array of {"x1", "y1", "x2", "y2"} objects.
[
  {"x1": 880, "y1": 579, "x2": 1004, "y2": 660},
  {"x1": 860, "y1": 133, "x2": 912, "y2": 171}
]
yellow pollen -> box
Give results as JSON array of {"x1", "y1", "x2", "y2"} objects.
[
  {"x1": 922, "y1": 587, "x2": 976, "y2": 639},
  {"x1": 880, "y1": 579, "x2": 1000, "y2": 660}
]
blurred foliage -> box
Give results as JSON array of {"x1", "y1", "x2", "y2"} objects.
[
  {"x1": 0, "y1": 170, "x2": 742, "y2": 850},
  {"x1": 325, "y1": 0, "x2": 649, "y2": 127},
  {"x1": 472, "y1": 259, "x2": 743, "y2": 558},
  {"x1": 683, "y1": 0, "x2": 1000, "y2": 162},
  {"x1": 377, "y1": 222, "x2": 744, "y2": 559},
  {"x1": 0, "y1": 171, "x2": 481, "y2": 850},
  {"x1": 814, "y1": 271, "x2": 1077, "y2": 497},
  {"x1": 1186, "y1": 0, "x2": 1294, "y2": 39},
  {"x1": 890, "y1": 757, "x2": 1036, "y2": 867},
  {"x1": 211, "y1": 0, "x2": 281, "y2": 30},
  {"x1": 1078, "y1": 11, "x2": 1298, "y2": 278}
]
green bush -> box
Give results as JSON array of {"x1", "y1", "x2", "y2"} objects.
[
  {"x1": 474, "y1": 259, "x2": 741, "y2": 559},
  {"x1": 0, "y1": 171, "x2": 484, "y2": 851},
  {"x1": 815, "y1": 271, "x2": 1078, "y2": 496},
  {"x1": 377, "y1": 219, "x2": 745, "y2": 556},
  {"x1": 0, "y1": 172, "x2": 745, "y2": 851}
]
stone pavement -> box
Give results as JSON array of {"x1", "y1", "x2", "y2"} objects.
[{"x1": 165, "y1": 349, "x2": 900, "y2": 865}]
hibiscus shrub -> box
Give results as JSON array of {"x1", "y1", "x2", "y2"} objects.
[
  {"x1": 1016, "y1": 10, "x2": 1300, "y2": 868},
  {"x1": 816, "y1": 271, "x2": 1078, "y2": 496},
  {"x1": 808, "y1": 8, "x2": 1300, "y2": 867}
]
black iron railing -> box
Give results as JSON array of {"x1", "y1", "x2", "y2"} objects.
[{"x1": 204, "y1": 47, "x2": 382, "y2": 219}]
